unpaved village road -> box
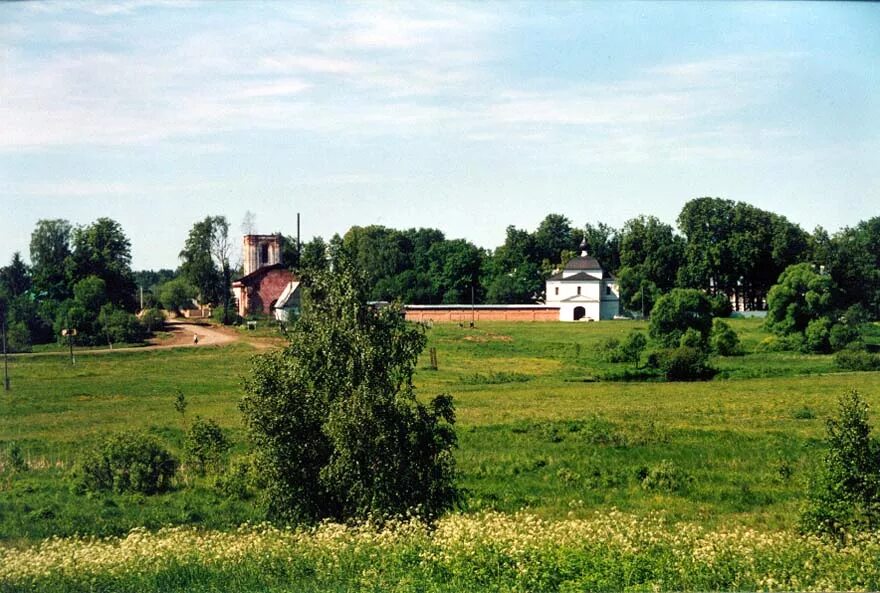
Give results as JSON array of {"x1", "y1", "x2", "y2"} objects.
[{"x1": 7, "y1": 319, "x2": 269, "y2": 358}]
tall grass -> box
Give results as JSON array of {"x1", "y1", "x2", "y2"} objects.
[{"x1": 3, "y1": 511, "x2": 880, "y2": 592}]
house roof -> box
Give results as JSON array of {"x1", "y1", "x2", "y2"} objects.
[
  {"x1": 274, "y1": 281, "x2": 301, "y2": 310},
  {"x1": 547, "y1": 271, "x2": 603, "y2": 282},
  {"x1": 564, "y1": 255, "x2": 602, "y2": 271},
  {"x1": 232, "y1": 263, "x2": 291, "y2": 286}
]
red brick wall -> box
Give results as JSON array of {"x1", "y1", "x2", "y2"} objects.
[
  {"x1": 247, "y1": 269, "x2": 295, "y2": 315},
  {"x1": 405, "y1": 307, "x2": 560, "y2": 323}
]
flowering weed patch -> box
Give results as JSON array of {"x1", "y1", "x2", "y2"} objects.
[{"x1": 3, "y1": 511, "x2": 880, "y2": 592}]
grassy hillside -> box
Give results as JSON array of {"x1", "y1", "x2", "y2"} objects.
[{"x1": 0, "y1": 319, "x2": 878, "y2": 542}]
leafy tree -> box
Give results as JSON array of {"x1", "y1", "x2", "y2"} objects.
[
  {"x1": 184, "y1": 417, "x2": 231, "y2": 476},
  {"x1": 484, "y1": 261, "x2": 542, "y2": 304},
  {"x1": 581, "y1": 222, "x2": 620, "y2": 274},
  {"x1": 0, "y1": 253, "x2": 31, "y2": 298},
  {"x1": 617, "y1": 216, "x2": 683, "y2": 315},
  {"x1": 299, "y1": 237, "x2": 329, "y2": 275},
  {"x1": 29, "y1": 219, "x2": 73, "y2": 301},
  {"x1": 157, "y1": 277, "x2": 197, "y2": 313},
  {"x1": 73, "y1": 275, "x2": 108, "y2": 314},
  {"x1": 533, "y1": 213, "x2": 578, "y2": 266},
  {"x1": 240, "y1": 254, "x2": 458, "y2": 523},
  {"x1": 179, "y1": 216, "x2": 232, "y2": 321},
  {"x1": 677, "y1": 198, "x2": 808, "y2": 310},
  {"x1": 619, "y1": 330, "x2": 647, "y2": 367},
  {"x1": 826, "y1": 217, "x2": 880, "y2": 318},
  {"x1": 648, "y1": 288, "x2": 713, "y2": 348},
  {"x1": 766, "y1": 263, "x2": 836, "y2": 336},
  {"x1": 69, "y1": 218, "x2": 137, "y2": 311},
  {"x1": 428, "y1": 239, "x2": 484, "y2": 304},
  {"x1": 802, "y1": 390, "x2": 880, "y2": 537}
]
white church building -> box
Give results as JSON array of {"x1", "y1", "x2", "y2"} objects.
[{"x1": 545, "y1": 247, "x2": 620, "y2": 321}]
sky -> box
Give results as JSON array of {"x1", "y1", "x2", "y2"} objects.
[{"x1": 1, "y1": 1, "x2": 878, "y2": 271}]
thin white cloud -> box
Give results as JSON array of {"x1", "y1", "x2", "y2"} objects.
[{"x1": 0, "y1": 2, "x2": 804, "y2": 169}]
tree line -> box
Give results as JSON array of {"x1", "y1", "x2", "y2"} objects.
[
  {"x1": 292, "y1": 197, "x2": 879, "y2": 322},
  {"x1": 1, "y1": 197, "x2": 878, "y2": 350}
]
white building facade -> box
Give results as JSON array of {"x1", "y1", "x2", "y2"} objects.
[{"x1": 544, "y1": 251, "x2": 620, "y2": 321}]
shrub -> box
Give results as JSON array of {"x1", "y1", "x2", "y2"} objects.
[
  {"x1": 4, "y1": 442, "x2": 28, "y2": 473},
  {"x1": 792, "y1": 406, "x2": 817, "y2": 420},
  {"x1": 648, "y1": 346, "x2": 714, "y2": 381},
  {"x1": 829, "y1": 322, "x2": 863, "y2": 352},
  {"x1": 709, "y1": 293, "x2": 733, "y2": 318},
  {"x1": 140, "y1": 308, "x2": 165, "y2": 333},
  {"x1": 648, "y1": 288, "x2": 713, "y2": 347},
  {"x1": 184, "y1": 417, "x2": 231, "y2": 476},
  {"x1": 834, "y1": 349, "x2": 880, "y2": 371},
  {"x1": 803, "y1": 317, "x2": 832, "y2": 353},
  {"x1": 619, "y1": 330, "x2": 647, "y2": 367},
  {"x1": 598, "y1": 337, "x2": 625, "y2": 362},
  {"x1": 78, "y1": 432, "x2": 177, "y2": 495},
  {"x1": 98, "y1": 305, "x2": 146, "y2": 344},
  {"x1": 801, "y1": 390, "x2": 880, "y2": 537},
  {"x1": 640, "y1": 459, "x2": 692, "y2": 492},
  {"x1": 214, "y1": 458, "x2": 258, "y2": 500},
  {"x1": 755, "y1": 334, "x2": 802, "y2": 353},
  {"x1": 711, "y1": 318, "x2": 742, "y2": 356},
  {"x1": 212, "y1": 306, "x2": 242, "y2": 325},
  {"x1": 678, "y1": 327, "x2": 704, "y2": 349}
]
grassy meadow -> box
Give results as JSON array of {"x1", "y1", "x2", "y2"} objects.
[{"x1": 2, "y1": 318, "x2": 880, "y2": 590}]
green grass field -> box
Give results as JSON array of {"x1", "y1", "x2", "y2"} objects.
[{"x1": 1, "y1": 318, "x2": 879, "y2": 590}]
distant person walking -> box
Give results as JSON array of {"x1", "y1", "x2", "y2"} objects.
[{"x1": 193, "y1": 334, "x2": 199, "y2": 344}]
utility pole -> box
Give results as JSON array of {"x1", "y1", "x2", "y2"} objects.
[
  {"x1": 296, "y1": 212, "x2": 301, "y2": 261},
  {"x1": 2, "y1": 316, "x2": 9, "y2": 392},
  {"x1": 139, "y1": 285, "x2": 144, "y2": 311}
]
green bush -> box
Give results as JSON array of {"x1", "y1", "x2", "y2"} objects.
[
  {"x1": 801, "y1": 390, "x2": 880, "y2": 537},
  {"x1": 709, "y1": 293, "x2": 733, "y2": 318},
  {"x1": 184, "y1": 417, "x2": 231, "y2": 476},
  {"x1": 212, "y1": 306, "x2": 242, "y2": 326},
  {"x1": 3, "y1": 442, "x2": 28, "y2": 473},
  {"x1": 640, "y1": 459, "x2": 692, "y2": 492},
  {"x1": 140, "y1": 308, "x2": 165, "y2": 333},
  {"x1": 803, "y1": 317, "x2": 832, "y2": 353},
  {"x1": 678, "y1": 327, "x2": 704, "y2": 349},
  {"x1": 598, "y1": 337, "x2": 625, "y2": 362},
  {"x1": 214, "y1": 458, "x2": 258, "y2": 500},
  {"x1": 98, "y1": 305, "x2": 145, "y2": 344},
  {"x1": 648, "y1": 346, "x2": 714, "y2": 382},
  {"x1": 755, "y1": 335, "x2": 802, "y2": 353},
  {"x1": 829, "y1": 322, "x2": 863, "y2": 352},
  {"x1": 711, "y1": 318, "x2": 742, "y2": 356},
  {"x1": 834, "y1": 349, "x2": 880, "y2": 371},
  {"x1": 77, "y1": 432, "x2": 177, "y2": 495},
  {"x1": 649, "y1": 288, "x2": 713, "y2": 347}
]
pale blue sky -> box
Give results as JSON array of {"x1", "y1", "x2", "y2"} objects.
[{"x1": 1, "y1": 1, "x2": 878, "y2": 270}]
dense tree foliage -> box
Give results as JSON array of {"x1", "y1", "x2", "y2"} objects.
[
  {"x1": 69, "y1": 218, "x2": 137, "y2": 311},
  {"x1": 766, "y1": 263, "x2": 836, "y2": 337},
  {"x1": 677, "y1": 197, "x2": 809, "y2": 310},
  {"x1": 617, "y1": 216, "x2": 684, "y2": 316},
  {"x1": 824, "y1": 217, "x2": 880, "y2": 319},
  {"x1": 240, "y1": 252, "x2": 458, "y2": 522},
  {"x1": 802, "y1": 390, "x2": 880, "y2": 537},
  {"x1": 648, "y1": 288, "x2": 714, "y2": 347},
  {"x1": 3, "y1": 201, "x2": 879, "y2": 345},
  {"x1": 179, "y1": 216, "x2": 233, "y2": 322}
]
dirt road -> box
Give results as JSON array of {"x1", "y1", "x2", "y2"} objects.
[{"x1": 9, "y1": 319, "x2": 246, "y2": 358}]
